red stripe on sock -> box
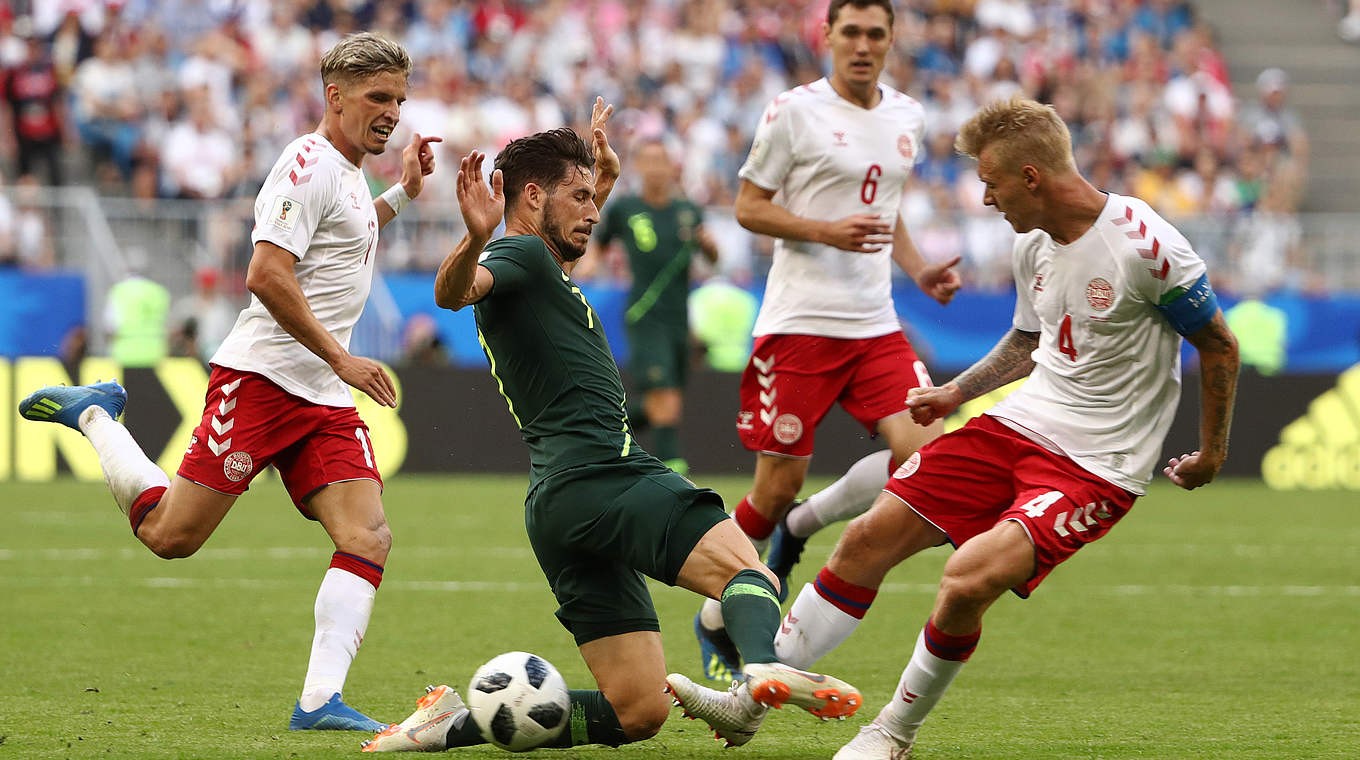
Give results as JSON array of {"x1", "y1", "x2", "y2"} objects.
[
  {"x1": 330, "y1": 551, "x2": 384, "y2": 589},
  {"x1": 923, "y1": 617, "x2": 980, "y2": 662},
  {"x1": 128, "y1": 486, "x2": 167, "y2": 535},
  {"x1": 813, "y1": 567, "x2": 878, "y2": 619},
  {"x1": 734, "y1": 495, "x2": 777, "y2": 540}
]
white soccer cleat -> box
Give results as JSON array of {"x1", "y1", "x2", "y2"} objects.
[
  {"x1": 833, "y1": 719, "x2": 914, "y2": 759},
  {"x1": 664, "y1": 672, "x2": 768, "y2": 747},
  {"x1": 743, "y1": 661, "x2": 862, "y2": 720},
  {"x1": 361, "y1": 684, "x2": 467, "y2": 753}
]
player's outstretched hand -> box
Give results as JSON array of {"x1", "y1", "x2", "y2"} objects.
[
  {"x1": 399, "y1": 132, "x2": 442, "y2": 199},
  {"x1": 334, "y1": 354, "x2": 397, "y2": 408},
  {"x1": 917, "y1": 256, "x2": 963, "y2": 305},
  {"x1": 906, "y1": 384, "x2": 962, "y2": 426},
  {"x1": 1163, "y1": 450, "x2": 1221, "y2": 490},
  {"x1": 821, "y1": 213, "x2": 894, "y2": 253},
  {"x1": 455, "y1": 150, "x2": 504, "y2": 242},
  {"x1": 590, "y1": 96, "x2": 619, "y2": 181}
]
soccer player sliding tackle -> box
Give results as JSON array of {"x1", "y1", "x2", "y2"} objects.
[
  {"x1": 364, "y1": 100, "x2": 860, "y2": 753},
  {"x1": 774, "y1": 95, "x2": 1240, "y2": 759},
  {"x1": 18, "y1": 33, "x2": 440, "y2": 732},
  {"x1": 695, "y1": 0, "x2": 961, "y2": 682}
]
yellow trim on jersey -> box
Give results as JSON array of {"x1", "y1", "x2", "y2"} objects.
[{"x1": 477, "y1": 326, "x2": 521, "y2": 428}]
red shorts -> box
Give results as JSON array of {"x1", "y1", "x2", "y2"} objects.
[
  {"x1": 883, "y1": 415, "x2": 1137, "y2": 597},
  {"x1": 177, "y1": 366, "x2": 383, "y2": 518},
  {"x1": 736, "y1": 332, "x2": 931, "y2": 457}
]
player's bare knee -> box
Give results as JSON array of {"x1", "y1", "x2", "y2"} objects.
[
  {"x1": 617, "y1": 693, "x2": 669, "y2": 741},
  {"x1": 143, "y1": 528, "x2": 202, "y2": 560}
]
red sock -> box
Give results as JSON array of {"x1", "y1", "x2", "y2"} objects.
[
  {"x1": 923, "y1": 617, "x2": 980, "y2": 661},
  {"x1": 128, "y1": 486, "x2": 167, "y2": 535},
  {"x1": 813, "y1": 567, "x2": 878, "y2": 619},
  {"x1": 330, "y1": 551, "x2": 384, "y2": 589},
  {"x1": 733, "y1": 494, "x2": 777, "y2": 540}
]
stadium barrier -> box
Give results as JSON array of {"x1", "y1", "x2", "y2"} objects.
[{"x1": 0, "y1": 357, "x2": 1351, "y2": 489}]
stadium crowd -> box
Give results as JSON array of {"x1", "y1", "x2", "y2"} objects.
[{"x1": 0, "y1": 0, "x2": 1313, "y2": 294}]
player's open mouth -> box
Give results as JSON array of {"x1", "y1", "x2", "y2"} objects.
[{"x1": 372, "y1": 125, "x2": 393, "y2": 141}]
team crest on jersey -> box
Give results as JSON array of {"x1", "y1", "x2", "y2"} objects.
[
  {"x1": 892, "y1": 451, "x2": 922, "y2": 479},
  {"x1": 833, "y1": 131, "x2": 848, "y2": 147},
  {"x1": 748, "y1": 139, "x2": 770, "y2": 165},
  {"x1": 1086, "y1": 278, "x2": 1115, "y2": 311},
  {"x1": 269, "y1": 195, "x2": 302, "y2": 232},
  {"x1": 897, "y1": 134, "x2": 915, "y2": 161},
  {"x1": 223, "y1": 451, "x2": 254, "y2": 483},
  {"x1": 736, "y1": 410, "x2": 755, "y2": 431},
  {"x1": 772, "y1": 413, "x2": 803, "y2": 445}
]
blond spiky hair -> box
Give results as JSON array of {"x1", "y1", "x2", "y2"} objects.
[
  {"x1": 955, "y1": 95, "x2": 1075, "y2": 175},
  {"x1": 319, "y1": 32, "x2": 411, "y2": 86}
]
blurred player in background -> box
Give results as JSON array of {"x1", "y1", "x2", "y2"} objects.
[
  {"x1": 776, "y1": 96, "x2": 1240, "y2": 759},
  {"x1": 365, "y1": 105, "x2": 861, "y2": 753},
  {"x1": 19, "y1": 32, "x2": 440, "y2": 732},
  {"x1": 588, "y1": 137, "x2": 720, "y2": 474},
  {"x1": 695, "y1": 0, "x2": 961, "y2": 682}
]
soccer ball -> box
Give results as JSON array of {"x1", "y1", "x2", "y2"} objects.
[{"x1": 466, "y1": 651, "x2": 571, "y2": 752}]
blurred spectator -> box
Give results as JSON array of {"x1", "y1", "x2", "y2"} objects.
[
  {"x1": 104, "y1": 250, "x2": 171, "y2": 368},
  {"x1": 0, "y1": 179, "x2": 14, "y2": 266},
  {"x1": 71, "y1": 32, "x2": 141, "y2": 181},
  {"x1": 168, "y1": 266, "x2": 238, "y2": 363},
  {"x1": 399, "y1": 312, "x2": 450, "y2": 367},
  {"x1": 1238, "y1": 67, "x2": 1309, "y2": 174},
  {"x1": 1340, "y1": 0, "x2": 1360, "y2": 42},
  {"x1": 159, "y1": 87, "x2": 243, "y2": 199},
  {"x1": 10, "y1": 175, "x2": 57, "y2": 269},
  {"x1": 3, "y1": 22, "x2": 66, "y2": 186}
]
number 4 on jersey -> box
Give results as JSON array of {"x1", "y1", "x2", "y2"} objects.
[{"x1": 1058, "y1": 314, "x2": 1078, "y2": 361}]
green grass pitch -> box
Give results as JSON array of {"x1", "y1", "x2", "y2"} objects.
[{"x1": 1, "y1": 476, "x2": 1356, "y2": 759}]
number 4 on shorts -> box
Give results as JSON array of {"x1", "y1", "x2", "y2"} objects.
[{"x1": 1019, "y1": 490, "x2": 1064, "y2": 518}]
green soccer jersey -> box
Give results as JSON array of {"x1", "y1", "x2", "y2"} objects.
[
  {"x1": 597, "y1": 196, "x2": 704, "y2": 326},
  {"x1": 475, "y1": 235, "x2": 639, "y2": 486}
]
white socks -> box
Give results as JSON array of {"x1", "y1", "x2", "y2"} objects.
[
  {"x1": 784, "y1": 450, "x2": 892, "y2": 538},
  {"x1": 78, "y1": 406, "x2": 170, "y2": 515},
  {"x1": 299, "y1": 567, "x2": 377, "y2": 711},
  {"x1": 773, "y1": 582, "x2": 862, "y2": 669},
  {"x1": 699, "y1": 596, "x2": 725, "y2": 629},
  {"x1": 875, "y1": 630, "x2": 967, "y2": 745}
]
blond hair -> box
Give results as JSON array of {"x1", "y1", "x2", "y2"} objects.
[
  {"x1": 319, "y1": 32, "x2": 411, "y2": 86},
  {"x1": 955, "y1": 95, "x2": 1075, "y2": 175}
]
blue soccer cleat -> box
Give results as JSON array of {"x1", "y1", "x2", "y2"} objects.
[
  {"x1": 290, "y1": 693, "x2": 389, "y2": 732},
  {"x1": 765, "y1": 510, "x2": 807, "y2": 603},
  {"x1": 695, "y1": 612, "x2": 743, "y2": 682},
  {"x1": 18, "y1": 381, "x2": 127, "y2": 432}
]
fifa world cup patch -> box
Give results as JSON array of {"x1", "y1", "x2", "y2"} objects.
[
  {"x1": 223, "y1": 451, "x2": 254, "y2": 482},
  {"x1": 893, "y1": 451, "x2": 922, "y2": 479},
  {"x1": 269, "y1": 195, "x2": 303, "y2": 232},
  {"x1": 773, "y1": 413, "x2": 804, "y2": 445}
]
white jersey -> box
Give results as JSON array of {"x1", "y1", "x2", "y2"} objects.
[
  {"x1": 211, "y1": 133, "x2": 379, "y2": 407},
  {"x1": 987, "y1": 193, "x2": 1207, "y2": 494},
  {"x1": 739, "y1": 78, "x2": 926, "y2": 339}
]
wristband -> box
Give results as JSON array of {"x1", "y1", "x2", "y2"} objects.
[{"x1": 380, "y1": 183, "x2": 411, "y2": 215}]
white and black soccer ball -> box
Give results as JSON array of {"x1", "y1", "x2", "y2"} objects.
[{"x1": 466, "y1": 651, "x2": 571, "y2": 752}]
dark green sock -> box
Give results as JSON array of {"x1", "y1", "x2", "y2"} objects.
[
  {"x1": 652, "y1": 425, "x2": 680, "y2": 462},
  {"x1": 720, "y1": 569, "x2": 781, "y2": 664},
  {"x1": 547, "y1": 689, "x2": 629, "y2": 747},
  {"x1": 444, "y1": 708, "x2": 486, "y2": 747}
]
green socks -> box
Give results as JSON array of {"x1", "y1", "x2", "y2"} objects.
[{"x1": 720, "y1": 569, "x2": 782, "y2": 664}]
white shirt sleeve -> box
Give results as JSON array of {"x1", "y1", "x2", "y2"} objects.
[
  {"x1": 738, "y1": 96, "x2": 796, "y2": 192},
  {"x1": 1129, "y1": 229, "x2": 1207, "y2": 305},
  {"x1": 251, "y1": 166, "x2": 333, "y2": 261},
  {"x1": 1010, "y1": 234, "x2": 1041, "y2": 331}
]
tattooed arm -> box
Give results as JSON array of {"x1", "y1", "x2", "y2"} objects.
[
  {"x1": 906, "y1": 328, "x2": 1040, "y2": 426},
  {"x1": 1163, "y1": 312, "x2": 1239, "y2": 489}
]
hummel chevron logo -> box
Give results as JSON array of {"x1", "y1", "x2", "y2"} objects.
[
  {"x1": 760, "y1": 408, "x2": 776, "y2": 426},
  {"x1": 221, "y1": 379, "x2": 242, "y2": 396},
  {"x1": 760, "y1": 389, "x2": 776, "y2": 406},
  {"x1": 210, "y1": 416, "x2": 234, "y2": 436},
  {"x1": 752, "y1": 355, "x2": 775, "y2": 373},
  {"x1": 757, "y1": 374, "x2": 774, "y2": 389},
  {"x1": 218, "y1": 398, "x2": 237, "y2": 416},
  {"x1": 1112, "y1": 205, "x2": 1168, "y2": 279},
  {"x1": 899, "y1": 684, "x2": 919, "y2": 704},
  {"x1": 208, "y1": 436, "x2": 232, "y2": 456},
  {"x1": 779, "y1": 612, "x2": 799, "y2": 635}
]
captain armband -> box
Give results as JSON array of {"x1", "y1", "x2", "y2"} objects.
[
  {"x1": 1155, "y1": 272, "x2": 1219, "y2": 336},
  {"x1": 379, "y1": 183, "x2": 411, "y2": 215}
]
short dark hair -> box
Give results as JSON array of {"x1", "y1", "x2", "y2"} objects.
[
  {"x1": 827, "y1": 0, "x2": 895, "y2": 27},
  {"x1": 494, "y1": 127, "x2": 595, "y2": 209}
]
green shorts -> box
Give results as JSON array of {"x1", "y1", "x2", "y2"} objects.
[
  {"x1": 627, "y1": 319, "x2": 689, "y2": 392},
  {"x1": 524, "y1": 454, "x2": 728, "y2": 646}
]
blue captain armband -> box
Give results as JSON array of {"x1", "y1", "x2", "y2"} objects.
[{"x1": 1155, "y1": 273, "x2": 1219, "y2": 336}]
